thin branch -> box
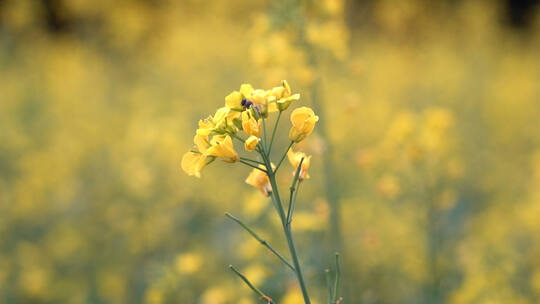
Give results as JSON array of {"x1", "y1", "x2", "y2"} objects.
[
  {"x1": 240, "y1": 157, "x2": 265, "y2": 166},
  {"x1": 287, "y1": 157, "x2": 305, "y2": 225},
  {"x1": 325, "y1": 269, "x2": 333, "y2": 304},
  {"x1": 267, "y1": 111, "x2": 282, "y2": 155},
  {"x1": 230, "y1": 133, "x2": 246, "y2": 142},
  {"x1": 332, "y1": 253, "x2": 341, "y2": 303},
  {"x1": 239, "y1": 160, "x2": 267, "y2": 173},
  {"x1": 229, "y1": 265, "x2": 274, "y2": 304},
  {"x1": 262, "y1": 115, "x2": 268, "y2": 151},
  {"x1": 275, "y1": 141, "x2": 294, "y2": 172},
  {"x1": 225, "y1": 213, "x2": 295, "y2": 271}
]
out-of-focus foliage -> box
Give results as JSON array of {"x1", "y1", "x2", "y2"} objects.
[{"x1": 0, "y1": 0, "x2": 539, "y2": 303}]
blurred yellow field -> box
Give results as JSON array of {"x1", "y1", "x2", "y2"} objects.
[{"x1": 0, "y1": 0, "x2": 539, "y2": 303}]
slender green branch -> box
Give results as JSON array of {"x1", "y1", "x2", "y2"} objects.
[
  {"x1": 262, "y1": 115, "x2": 268, "y2": 151},
  {"x1": 287, "y1": 157, "x2": 305, "y2": 224},
  {"x1": 332, "y1": 253, "x2": 341, "y2": 303},
  {"x1": 275, "y1": 141, "x2": 294, "y2": 172},
  {"x1": 267, "y1": 111, "x2": 282, "y2": 155},
  {"x1": 325, "y1": 269, "x2": 333, "y2": 304},
  {"x1": 258, "y1": 138, "x2": 311, "y2": 304},
  {"x1": 289, "y1": 180, "x2": 302, "y2": 225},
  {"x1": 229, "y1": 265, "x2": 274, "y2": 304},
  {"x1": 230, "y1": 133, "x2": 246, "y2": 143},
  {"x1": 240, "y1": 157, "x2": 265, "y2": 166},
  {"x1": 239, "y1": 160, "x2": 266, "y2": 173},
  {"x1": 225, "y1": 213, "x2": 295, "y2": 271}
]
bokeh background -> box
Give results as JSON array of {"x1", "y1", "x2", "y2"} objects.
[{"x1": 1, "y1": 0, "x2": 540, "y2": 303}]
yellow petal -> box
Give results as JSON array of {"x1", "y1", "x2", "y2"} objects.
[
  {"x1": 244, "y1": 136, "x2": 260, "y2": 152},
  {"x1": 240, "y1": 83, "x2": 254, "y2": 98},
  {"x1": 181, "y1": 152, "x2": 207, "y2": 178},
  {"x1": 225, "y1": 91, "x2": 242, "y2": 109}
]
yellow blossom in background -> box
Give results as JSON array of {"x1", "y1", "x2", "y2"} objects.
[
  {"x1": 243, "y1": 264, "x2": 267, "y2": 286},
  {"x1": 282, "y1": 288, "x2": 319, "y2": 304},
  {"x1": 2, "y1": 0, "x2": 540, "y2": 303},
  {"x1": 287, "y1": 149, "x2": 312, "y2": 179},
  {"x1": 144, "y1": 288, "x2": 163, "y2": 304},
  {"x1": 175, "y1": 252, "x2": 203, "y2": 275},
  {"x1": 289, "y1": 107, "x2": 319, "y2": 143},
  {"x1": 376, "y1": 175, "x2": 401, "y2": 199},
  {"x1": 244, "y1": 135, "x2": 260, "y2": 151},
  {"x1": 201, "y1": 286, "x2": 230, "y2": 304}
]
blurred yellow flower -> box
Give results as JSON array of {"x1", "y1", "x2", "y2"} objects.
[
  {"x1": 175, "y1": 252, "x2": 203, "y2": 275},
  {"x1": 244, "y1": 135, "x2": 260, "y2": 152},
  {"x1": 282, "y1": 288, "x2": 319, "y2": 304},
  {"x1": 144, "y1": 288, "x2": 163, "y2": 304},
  {"x1": 201, "y1": 286, "x2": 229, "y2": 304},
  {"x1": 245, "y1": 166, "x2": 272, "y2": 196},
  {"x1": 376, "y1": 175, "x2": 400, "y2": 199},
  {"x1": 287, "y1": 149, "x2": 311, "y2": 179},
  {"x1": 289, "y1": 107, "x2": 319, "y2": 142}
]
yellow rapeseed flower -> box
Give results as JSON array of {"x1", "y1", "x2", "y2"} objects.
[
  {"x1": 212, "y1": 107, "x2": 230, "y2": 129},
  {"x1": 277, "y1": 93, "x2": 300, "y2": 111},
  {"x1": 225, "y1": 90, "x2": 242, "y2": 109},
  {"x1": 181, "y1": 152, "x2": 207, "y2": 178},
  {"x1": 241, "y1": 110, "x2": 261, "y2": 137},
  {"x1": 287, "y1": 149, "x2": 311, "y2": 179},
  {"x1": 239, "y1": 83, "x2": 254, "y2": 98},
  {"x1": 181, "y1": 133, "x2": 211, "y2": 178},
  {"x1": 269, "y1": 80, "x2": 300, "y2": 111},
  {"x1": 196, "y1": 118, "x2": 214, "y2": 136},
  {"x1": 244, "y1": 135, "x2": 260, "y2": 151},
  {"x1": 289, "y1": 106, "x2": 319, "y2": 142},
  {"x1": 245, "y1": 165, "x2": 273, "y2": 196},
  {"x1": 206, "y1": 135, "x2": 239, "y2": 163}
]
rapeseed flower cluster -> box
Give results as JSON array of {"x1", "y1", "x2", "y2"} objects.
[
  {"x1": 181, "y1": 80, "x2": 315, "y2": 182},
  {"x1": 181, "y1": 81, "x2": 324, "y2": 304}
]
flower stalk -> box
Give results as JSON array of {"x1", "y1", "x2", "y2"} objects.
[
  {"x1": 225, "y1": 213, "x2": 295, "y2": 271},
  {"x1": 229, "y1": 265, "x2": 274, "y2": 304},
  {"x1": 181, "y1": 81, "x2": 321, "y2": 304},
  {"x1": 261, "y1": 146, "x2": 311, "y2": 304}
]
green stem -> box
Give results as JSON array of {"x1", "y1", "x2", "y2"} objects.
[
  {"x1": 267, "y1": 111, "x2": 282, "y2": 155},
  {"x1": 260, "y1": 148, "x2": 310, "y2": 304},
  {"x1": 287, "y1": 158, "x2": 305, "y2": 224},
  {"x1": 230, "y1": 133, "x2": 246, "y2": 143},
  {"x1": 225, "y1": 213, "x2": 295, "y2": 271},
  {"x1": 325, "y1": 269, "x2": 333, "y2": 304},
  {"x1": 262, "y1": 115, "x2": 268, "y2": 151},
  {"x1": 229, "y1": 265, "x2": 274, "y2": 304},
  {"x1": 275, "y1": 141, "x2": 294, "y2": 171},
  {"x1": 240, "y1": 157, "x2": 265, "y2": 166},
  {"x1": 289, "y1": 180, "x2": 302, "y2": 224},
  {"x1": 332, "y1": 253, "x2": 341, "y2": 303},
  {"x1": 239, "y1": 160, "x2": 266, "y2": 173}
]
